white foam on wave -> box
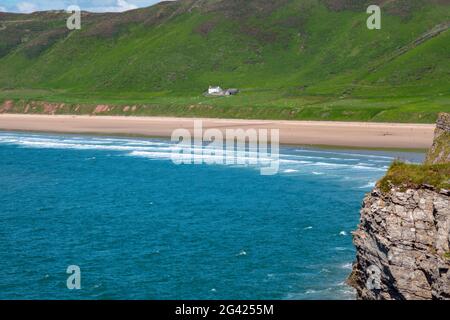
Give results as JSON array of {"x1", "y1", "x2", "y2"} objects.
[
  {"x1": 296, "y1": 149, "x2": 395, "y2": 160},
  {"x1": 359, "y1": 181, "x2": 376, "y2": 188},
  {"x1": 281, "y1": 154, "x2": 359, "y2": 162},
  {"x1": 352, "y1": 165, "x2": 386, "y2": 172},
  {"x1": 368, "y1": 159, "x2": 391, "y2": 163},
  {"x1": 334, "y1": 246, "x2": 352, "y2": 251},
  {"x1": 0, "y1": 133, "x2": 171, "y2": 147},
  {"x1": 236, "y1": 250, "x2": 247, "y2": 256},
  {"x1": 341, "y1": 263, "x2": 353, "y2": 270},
  {"x1": 129, "y1": 151, "x2": 281, "y2": 171},
  {"x1": 16, "y1": 140, "x2": 173, "y2": 152},
  {"x1": 0, "y1": 134, "x2": 169, "y2": 147},
  {"x1": 312, "y1": 162, "x2": 346, "y2": 168},
  {"x1": 129, "y1": 148, "x2": 386, "y2": 173},
  {"x1": 306, "y1": 161, "x2": 386, "y2": 172},
  {"x1": 0, "y1": 133, "x2": 393, "y2": 175},
  {"x1": 130, "y1": 150, "x2": 184, "y2": 160},
  {"x1": 305, "y1": 289, "x2": 317, "y2": 295}
]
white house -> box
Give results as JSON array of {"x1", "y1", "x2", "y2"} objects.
[{"x1": 208, "y1": 86, "x2": 223, "y2": 95}]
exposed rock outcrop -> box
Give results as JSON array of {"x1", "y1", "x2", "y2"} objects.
[
  {"x1": 0, "y1": 100, "x2": 131, "y2": 115},
  {"x1": 0, "y1": 100, "x2": 13, "y2": 113},
  {"x1": 426, "y1": 113, "x2": 450, "y2": 165},
  {"x1": 349, "y1": 113, "x2": 450, "y2": 300}
]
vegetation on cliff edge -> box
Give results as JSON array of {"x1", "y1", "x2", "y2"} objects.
[
  {"x1": 378, "y1": 161, "x2": 450, "y2": 192},
  {"x1": 425, "y1": 132, "x2": 450, "y2": 164}
]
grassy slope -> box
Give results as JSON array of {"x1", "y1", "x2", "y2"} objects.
[{"x1": 0, "y1": 0, "x2": 449, "y2": 122}]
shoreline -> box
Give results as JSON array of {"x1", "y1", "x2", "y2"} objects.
[{"x1": 0, "y1": 114, "x2": 435, "y2": 149}]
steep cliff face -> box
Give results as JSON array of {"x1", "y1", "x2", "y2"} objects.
[{"x1": 349, "y1": 113, "x2": 450, "y2": 300}]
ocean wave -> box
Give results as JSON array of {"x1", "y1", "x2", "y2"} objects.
[
  {"x1": 307, "y1": 162, "x2": 386, "y2": 172},
  {"x1": 129, "y1": 150, "x2": 278, "y2": 166},
  {"x1": 359, "y1": 181, "x2": 376, "y2": 188},
  {"x1": 0, "y1": 133, "x2": 392, "y2": 174},
  {"x1": 281, "y1": 154, "x2": 359, "y2": 162},
  {"x1": 334, "y1": 247, "x2": 353, "y2": 252},
  {"x1": 16, "y1": 140, "x2": 172, "y2": 152},
  {"x1": 341, "y1": 263, "x2": 353, "y2": 270},
  {"x1": 295, "y1": 149, "x2": 395, "y2": 160},
  {"x1": 352, "y1": 165, "x2": 386, "y2": 172},
  {"x1": 283, "y1": 169, "x2": 299, "y2": 173},
  {"x1": 0, "y1": 134, "x2": 169, "y2": 147}
]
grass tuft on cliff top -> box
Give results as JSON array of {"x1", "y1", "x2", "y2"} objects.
[{"x1": 378, "y1": 161, "x2": 450, "y2": 193}]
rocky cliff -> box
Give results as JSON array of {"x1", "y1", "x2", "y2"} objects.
[
  {"x1": 349, "y1": 113, "x2": 450, "y2": 300},
  {"x1": 426, "y1": 113, "x2": 450, "y2": 165}
]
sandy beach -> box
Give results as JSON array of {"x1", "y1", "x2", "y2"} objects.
[{"x1": 0, "y1": 114, "x2": 435, "y2": 149}]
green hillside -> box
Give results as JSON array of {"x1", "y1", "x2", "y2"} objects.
[{"x1": 0, "y1": 0, "x2": 449, "y2": 122}]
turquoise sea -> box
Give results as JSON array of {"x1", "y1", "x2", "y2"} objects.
[{"x1": 0, "y1": 131, "x2": 424, "y2": 299}]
